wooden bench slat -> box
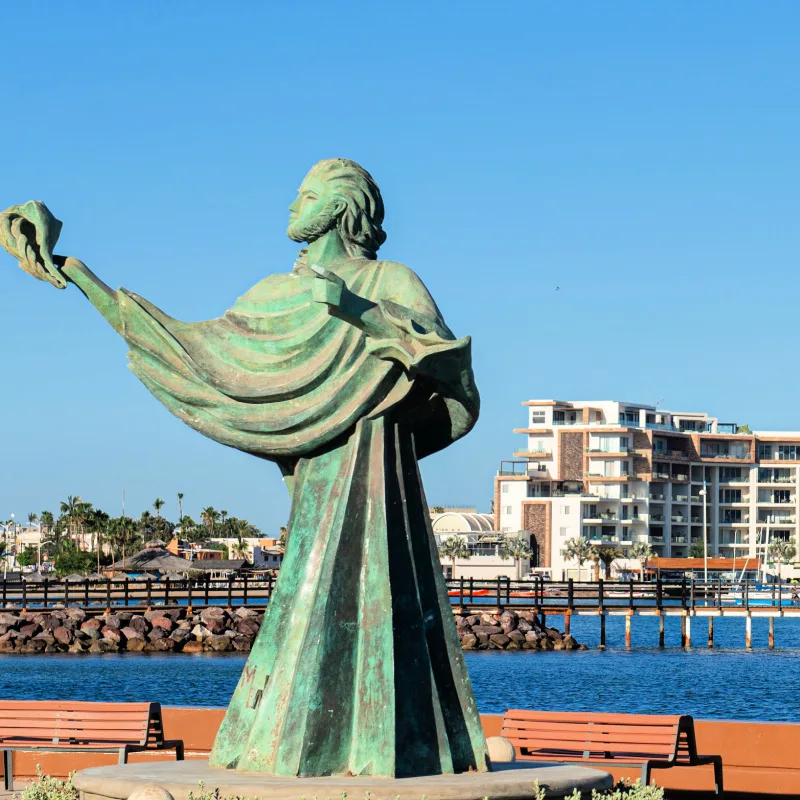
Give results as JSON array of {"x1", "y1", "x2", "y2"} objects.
[
  {"x1": 504, "y1": 710, "x2": 682, "y2": 725},
  {"x1": 501, "y1": 725, "x2": 679, "y2": 744},
  {"x1": 0, "y1": 720, "x2": 147, "y2": 732},
  {"x1": 507, "y1": 739, "x2": 673, "y2": 757}
]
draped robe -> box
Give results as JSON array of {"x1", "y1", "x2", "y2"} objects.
[{"x1": 117, "y1": 256, "x2": 489, "y2": 778}]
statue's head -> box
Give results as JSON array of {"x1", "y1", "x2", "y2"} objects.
[{"x1": 287, "y1": 159, "x2": 387, "y2": 259}]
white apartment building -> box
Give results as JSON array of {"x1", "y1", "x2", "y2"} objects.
[{"x1": 495, "y1": 399, "x2": 800, "y2": 579}]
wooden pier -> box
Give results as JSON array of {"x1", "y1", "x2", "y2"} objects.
[{"x1": 446, "y1": 576, "x2": 800, "y2": 650}]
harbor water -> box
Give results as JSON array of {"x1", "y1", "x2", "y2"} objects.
[{"x1": 4, "y1": 614, "x2": 800, "y2": 722}]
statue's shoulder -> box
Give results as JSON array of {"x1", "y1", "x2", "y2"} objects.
[{"x1": 371, "y1": 259, "x2": 443, "y2": 321}]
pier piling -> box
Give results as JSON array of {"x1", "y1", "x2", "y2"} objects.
[
  {"x1": 769, "y1": 616, "x2": 775, "y2": 650},
  {"x1": 658, "y1": 613, "x2": 665, "y2": 648},
  {"x1": 680, "y1": 615, "x2": 687, "y2": 648},
  {"x1": 684, "y1": 614, "x2": 691, "y2": 648},
  {"x1": 564, "y1": 611, "x2": 571, "y2": 638},
  {"x1": 746, "y1": 614, "x2": 752, "y2": 650},
  {"x1": 708, "y1": 616, "x2": 714, "y2": 648},
  {"x1": 625, "y1": 613, "x2": 631, "y2": 649},
  {"x1": 599, "y1": 613, "x2": 606, "y2": 648}
]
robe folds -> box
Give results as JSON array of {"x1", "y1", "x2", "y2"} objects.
[{"x1": 117, "y1": 257, "x2": 489, "y2": 778}]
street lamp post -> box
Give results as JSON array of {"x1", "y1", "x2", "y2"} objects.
[{"x1": 700, "y1": 483, "x2": 708, "y2": 585}]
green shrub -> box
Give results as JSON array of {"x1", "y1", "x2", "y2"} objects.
[{"x1": 18, "y1": 768, "x2": 78, "y2": 800}]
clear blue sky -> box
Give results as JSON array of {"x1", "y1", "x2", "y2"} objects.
[{"x1": 2, "y1": 2, "x2": 800, "y2": 531}]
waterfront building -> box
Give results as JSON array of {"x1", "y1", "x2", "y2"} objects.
[
  {"x1": 495, "y1": 399, "x2": 800, "y2": 579},
  {"x1": 433, "y1": 511, "x2": 532, "y2": 579}
]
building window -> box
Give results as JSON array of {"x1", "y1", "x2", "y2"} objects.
[
  {"x1": 758, "y1": 444, "x2": 772, "y2": 460},
  {"x1": 531, "y1": 411, "x2": 546, "y2": 424},
  {"x1": 562, "y1": 505, "x2": 570, "y2": 514},
  {"x1": 621, "y1": 461, "x2": 631, "y2": 476},
  {"x1": 559, "y1": 527, "x2": 568, "y2": 537},
  {"x1": 778, "y1": 445, "x2": 798, "y2": 461},
  {"x1": 620, "y1": 437, "x2": 629, "y2": 451},
  {"x1": 719, "y1": 489, "x2": 742, "y2": 504},
  {"x1": 774, "y1": 490, "x2": 791, "y2": 504},
  {"x1": 537, "y1": 464, "x2": 547, "y2": 472},
  {"x1": 502, "y1": 484, "x2": 509, "y2": 493},
  {"x1": 504, "y1": 506, "x2": 512, "y2": 514}
]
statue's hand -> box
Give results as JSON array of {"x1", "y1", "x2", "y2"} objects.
[
  {"x1": 310, "y1": 264, "x2": 346, "y2": 308},
  {"x1": 0, "y1": 201, "x2": 67, "y2": 289}
]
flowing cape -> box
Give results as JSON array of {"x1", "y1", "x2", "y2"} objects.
[{"x1": 117, "y1": 259, "x2": 479, "y2": 464}]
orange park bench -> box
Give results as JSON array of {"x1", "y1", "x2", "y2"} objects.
[
  {"x1": 502, "y1": 709, "x2": 723, "y2": 794},
  {"x1": 0, "y1": 701, "x2": 184, "y2": 789}
]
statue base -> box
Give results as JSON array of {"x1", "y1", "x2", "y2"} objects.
[{"x1": 72, "y1": 760, "x2": 613, "y2": 800}]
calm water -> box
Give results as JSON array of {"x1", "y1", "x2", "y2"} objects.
[{"x1": 3, "y1": 615, "x2": 800, "y2": 722}]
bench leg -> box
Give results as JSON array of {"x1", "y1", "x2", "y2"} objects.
[
  {"x1": 641, "y1": 762, "x2": 651, "y2": 787},
  {"x1": 119, "y1": 746, "x2": 128, "y2": 765},
  {"x1": 711, "y1": 756, "x2": 724, "y2": 796},
  {"x1": 3, "y1": 750, "x2": 12, "y2": 792}
]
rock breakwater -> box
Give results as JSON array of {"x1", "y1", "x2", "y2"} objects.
[
  {"x1": 456, "y1": 609, "x2": 585, "y2": 651},
  {"x1": 0, "y1": 606, "x2": 262, "y2": 653}
]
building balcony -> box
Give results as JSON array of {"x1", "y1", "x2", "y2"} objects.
[
  {"x1": 513, "y1": 450, "x2": 553, "y2": 459},
  {"x1": 585, "y1": 448, "x2": 633, "y2": 457},
  {"x1": 756, "y1": 498, "x2": 796, "y2": 505},
  {"x1": 719, "y1": 498, "x2": 750, "y2": 506},
  {"x1": 589, "y1": 536, "x2": 619, "y2": 545},
  {"x1": 759, "y1": 517, "x2": 797, "y2": 525},
  {"x1": 650, "y1": 493, "x2": 665, "y2": 501},
  {"x1": 671, "y1": 515, "x2": 689, "y2": 524},
  {"x1": 650, "y1": 535, "x2": 665, "y2": 543},
  {"x1": 699, "y1": 452, "x2": 752, "y2": 461},
  {"x1": 672, "y1": 474, "x2": 691, "y2": 483},
  {"x1": 720, "y1": 477, "x2": 750, "y2": 485},
  {"x1": 672, "y1": 536, "x2": 688, "y2": 544},
  {"x1": 650, "y1": 514, "x2": 665, "y2": 522},
  {"x1": 652, "y1": 472, "x2": 671, "y2": 481},
  {"x1": 619, "y1": 496, "x2": 646, "y2": 503},
  {"x1": 646, "y1": 422, "x2": 681, "y2": 433},
  {"x1": 673, "y1": 494, "x2": 689, "y2": 503}
]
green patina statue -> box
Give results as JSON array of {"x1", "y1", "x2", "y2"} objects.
[{"x1": 0, "y1": 160, "x2": 489, "y2": 778}]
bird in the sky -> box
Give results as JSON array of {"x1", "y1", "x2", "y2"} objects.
[{"x1": 556, "y1": 286, "x2": 560, "y2": 291}]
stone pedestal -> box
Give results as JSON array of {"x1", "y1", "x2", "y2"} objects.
[{"x1": 73, "y1": 760, "x2": 613, "y2": 800}]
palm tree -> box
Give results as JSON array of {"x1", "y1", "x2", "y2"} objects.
[
  {"x1": 39, "y1": 511, "x2": 54, "y2": 538},
  {"x1": 630, "y1": 542, "x2": 654, "y2": 581},
  {"x1": 595, "y1": 546, "x2": 624, "y2": 579},
  {"x1": 201, "y1": 506, "x2": 220, "y2": 537},
  {"x1": 27, "y1": 512, "x2": 38, "y2": 528},
  {"x1": 437, "y1": 536, "x2": 470, "y2": 578},
  {"x1": 278, "y1": 526, "x2": 288, "y2": 551},
  {"x1": 768, "y1": 539, "x2": 797, "y2": 582},
  {"x1": 153, "y1": 498, "x2": 165, "y2": 518},
  {"x1": 59, "y1": 495, "x2": 85, "y2": 546},
  {"x1": 499, "y1": 535, "x2": 535, "y2": 579},
  {"x1": 177, "y1": 492, "x2": 184, "y2": 526},
  {"x1": 561, "y1": 536, "x2": 592, "y2": 581}
]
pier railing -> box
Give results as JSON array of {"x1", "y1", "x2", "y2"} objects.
[
  {"x1": 444, "y1": 575, "x2": 800, "y2": 613},
  {"x1": 0, "y1": 574, "x2": 273, "y2": 612}
]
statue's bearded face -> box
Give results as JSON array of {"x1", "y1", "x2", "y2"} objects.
[{"x1": 287, "y1": 175, "x2": 338, "y2": 244}]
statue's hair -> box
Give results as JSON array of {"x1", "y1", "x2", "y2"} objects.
[{"x1": 309, "y1": 158, "x2": 387, "y2": 259}]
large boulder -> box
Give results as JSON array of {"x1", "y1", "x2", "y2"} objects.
[
  {"x1": 232, "y1": 636, "x2": 252, "y2": 652},
  {"x1": 53, "y1": 627, "x2": 73, "y2": 645},
  {"x1": 19, "y1": 623, "x2": 41, "y2": 638},
  {"x1": 235, "y1": 618, "x2": 260, "y2": 637},
  {"x1": 0, "y1": 612, "x2": 19, "y2": 627},
  {"x1": 489, "y1": 633, "x2": 511, "y2": 648},
  {"x1": 81, "y1": 618, "x2": 102, "y2": 633},
  {"x1": 206, "y1": 635, "x2": 231, "y2": 652},
  {"x1": 472, "y1": 625, "x2": 503, "y2": 635},
  {"x1": 127, "y1": 615, "x2": 149, "y2": 634},
  {"x1": 101, "y1": 627, "x2": 122, "y2": 643},
  {"x1": 460, "y1": 634, "x2": 478, "y2": 650},
  {"x1": 182, "y1": 640, "x2": 204, "y2": 654},
  {"x1": 126, "y1": 636, "x2": 146, "y2": 652},
  {"x1": 150, "y1": 616, "x2": 174, "y2": 633}
]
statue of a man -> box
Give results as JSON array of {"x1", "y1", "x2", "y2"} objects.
[{"x1": 0, "y1": 159, "x2": 488, "y2": 778}]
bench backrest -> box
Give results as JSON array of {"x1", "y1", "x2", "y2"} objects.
[
  {"x1": 0, "y1": 701, "x2": 163, "y2": 746},
  {"x1": 502, "y1": 709, "x2": 693, "y2": 763}
]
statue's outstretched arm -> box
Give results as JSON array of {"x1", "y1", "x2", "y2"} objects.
[{"x1": 57, "y1": 257, "x2": 123, "y2": 335}]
